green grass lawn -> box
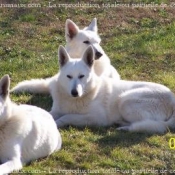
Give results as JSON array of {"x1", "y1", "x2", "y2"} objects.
[{"x1": 1, "y1": 1, "x2": 175, "y2": 174}]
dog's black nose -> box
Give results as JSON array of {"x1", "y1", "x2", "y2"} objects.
[
  {"x1": 71, "y1": 89, "x2": 78, "y2": 97},
  {"x1": 95, "y1": 51, "x2": 103, "y2": 59}
]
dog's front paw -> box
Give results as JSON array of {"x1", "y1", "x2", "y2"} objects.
[{"x1": 117, "y1": 126, "x2": 130, "y2": 132}]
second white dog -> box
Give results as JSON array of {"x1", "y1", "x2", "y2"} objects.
[
  {"x1": 51, "y1": 45, "x2": 175, "y2": 134},
  {"x1": 65, "y1": 18, "x2": 120, "y2": 78},
  {"x1": 0, "y1": 75, "x2": 62, "y2": 175}
]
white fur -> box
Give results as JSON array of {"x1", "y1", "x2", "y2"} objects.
[
  {"x1": 50, "y1": 46, "x2": 175, "y2": 134},
  {"x1": 11, "y1": 18, "x2": 120, "y2": 94},
  {"x1": 0, "y1": 75, "x2": 61, "y2": 175}
]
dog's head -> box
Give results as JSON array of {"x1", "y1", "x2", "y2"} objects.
[
  {"x1": 58, "y1": 45, "x2": 96, "y2": 98},
  {"x1": 0, "y1": 75, "x2": 10, "y2": 117},
  {"x1": 65, "y1": 18, "x2": 104, "y2": 60}
]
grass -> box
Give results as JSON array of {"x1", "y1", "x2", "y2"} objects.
[{"x1": 1, "y1": 0, "x2": 175, "y2": 174}]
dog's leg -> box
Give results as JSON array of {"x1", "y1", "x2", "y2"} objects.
[
  {"x1": 0, "y1": 143, "x2": 23, "y2": 174},
  {"x1": 117, "y1": 120, "x2": 167, "y2": 134},
  {"x1": 49, "y1": 110, "x2": 62, "y2": 120},
  {"x1": 0, "y1": 158, "x2": 23, "y2": 175},
  {"x1": 117, "y1": 87, "x2": 173, "y2": 133},
  {"x1": 55, "y1": 114, "x2": 108, "y2": 128}
]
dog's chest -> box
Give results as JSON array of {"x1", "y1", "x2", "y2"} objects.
[{"x1": 59, "y1": 98, "x2": 89, "y2": 114}]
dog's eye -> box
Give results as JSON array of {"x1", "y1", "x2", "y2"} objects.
[
  {"x1": 67, "y1": 75, "x2": 72, "y2": 79},
  {"x1": 79, "y1": 75, "x2": 84, "y2": 79},
  {"x1": 83, "y1": 40, "x2": 90, "y2": 44}
]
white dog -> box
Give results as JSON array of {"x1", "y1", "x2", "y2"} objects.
[
  {"x1": 65, "y1": 18, "x2": 120, "y2": 78},
  {"x1": 0, "y1": 75, "x2": 61, "y2": 175},
  {"x1": 11, "y1": 18, "x2": 120, "y2": 94},
  {"x1": 49, "y1": 45, "x2": 175, "y2": 134}
]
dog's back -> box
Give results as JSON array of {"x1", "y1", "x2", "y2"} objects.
[{"x1": 18, "y1": 105, "x2": 61, "y2": 162}]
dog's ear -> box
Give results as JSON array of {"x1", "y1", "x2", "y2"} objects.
[
  {"x1": 0, "y1": 75, "x2": 10, "y2": 99},
  {"x1": 82, "y1": 46, "x2": 95, "y2": 68},
  {"x1": 65, "y1": 19, "x2": 79, "y2": 41},
  {"x1": 58, "y1": 45, "x2": 70, "y2": 68},
  {"x1": 87, "y1": 18, "x2": 98, "y2": 33}
]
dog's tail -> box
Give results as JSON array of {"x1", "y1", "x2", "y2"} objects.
[{"x1": 11, "y1": 76, "x2": 56, "y2": 94}]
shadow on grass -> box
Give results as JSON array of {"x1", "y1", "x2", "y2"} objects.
[
  {"x1": 26, "y1": 94, "x2": 53, "y2": 111},
  {"x1": 61, "y1": 126, "x2": 154, "y2": 149},
  {"x1": 95, "y1": 129, "x2": 153, "y2": 148}
]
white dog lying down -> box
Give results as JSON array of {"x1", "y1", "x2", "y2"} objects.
[
  {"x1": 49, "y1": 45, "x2": 175, "y2": 134},
  {"x1": 0, "y1": 75, "x2": 62, "y2": 175}
]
